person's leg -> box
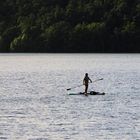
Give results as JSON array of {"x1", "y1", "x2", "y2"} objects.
[{"x1": 85, "y1": 85, "x2": 88, "y2": 96}]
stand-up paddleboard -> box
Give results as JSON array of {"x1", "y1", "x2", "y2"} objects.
[{"x1": 68, "y1": 91, "x2": 105, "y2": 95}]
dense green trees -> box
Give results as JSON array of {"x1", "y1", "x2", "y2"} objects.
[{"x1": 0, "y1": 0, "x2": 139, "y2": 52}]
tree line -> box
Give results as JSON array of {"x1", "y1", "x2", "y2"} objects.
[{"x1": 0, "y1": 0, "x2": 140, "y2": 52}]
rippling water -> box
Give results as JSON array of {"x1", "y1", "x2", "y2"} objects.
[{"x1": 0, "y1": 53, "x2": 140, "y2": 140}]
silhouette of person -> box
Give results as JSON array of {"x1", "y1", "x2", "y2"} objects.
[{"x1": 83, "y1": 73, "x2": 92, "y2": 96}]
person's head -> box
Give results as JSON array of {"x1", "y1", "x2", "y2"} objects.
[{"x1": 85, "y1": 73, "x2": 88, "y2": 76}]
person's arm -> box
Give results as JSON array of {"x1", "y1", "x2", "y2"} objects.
[
  {"x1": 83, "y1": 78, "x2": 85, "y2": 85},
  {"x1": 89, "y1": 78, "x2": 92, "y2": 83}
]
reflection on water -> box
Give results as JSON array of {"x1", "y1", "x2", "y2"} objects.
[{"x1": 0, "y1": 53, "x2": 140, "y2": 140}]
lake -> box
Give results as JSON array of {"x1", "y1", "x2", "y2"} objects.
[{"x1": 0, "y1": 53, "x2": 140, "y2": 140}]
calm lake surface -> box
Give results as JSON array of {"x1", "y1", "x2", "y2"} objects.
[{"x1": 0, "y1": 53, "x2": 140, "y2": 140}]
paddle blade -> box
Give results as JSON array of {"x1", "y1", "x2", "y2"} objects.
[{"x1": 67, "y1": 88, "x2": 71, "y2": 91}]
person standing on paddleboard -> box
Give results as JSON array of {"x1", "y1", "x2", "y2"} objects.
[{"x1": 83, "y1": 73, "x2": 92, "y2": 96}]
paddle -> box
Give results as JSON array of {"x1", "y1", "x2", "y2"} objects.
[{"x1": 66, "y1": 78, "x2": 103, "y2": 91}]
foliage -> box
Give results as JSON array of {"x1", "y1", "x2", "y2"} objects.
[{"x1": 0, "y1": 0, "x2": 139, "y2": 52}]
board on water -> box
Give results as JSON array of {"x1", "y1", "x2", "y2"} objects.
[{"x1": 68, "y1": 91, "x2": 105, "y2": 95}]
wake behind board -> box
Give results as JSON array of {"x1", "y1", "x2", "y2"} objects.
[{"x1": 68, "y1": 91, "x2": 105, "y2": 95}]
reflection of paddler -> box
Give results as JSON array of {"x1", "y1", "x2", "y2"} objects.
[{"x1": 83, "y1": 73, "x2": 92, "y2": 96}]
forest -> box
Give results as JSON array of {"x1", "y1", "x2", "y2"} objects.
[{"x1": 0, "y1": 0, "x2": 140, "y2": 52}]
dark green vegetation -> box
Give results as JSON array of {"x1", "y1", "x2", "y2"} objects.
[{"x1": 0, "y1": 0, "x2": 140, "y2": 52}]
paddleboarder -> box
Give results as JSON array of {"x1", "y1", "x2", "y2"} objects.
[{"x1": 83, "y1": 73, "x2": 92, "y2": 96}]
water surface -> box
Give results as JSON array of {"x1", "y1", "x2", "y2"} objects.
[{"x1": 0, "y1": 53, "x2": 140, "y2": 140}]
